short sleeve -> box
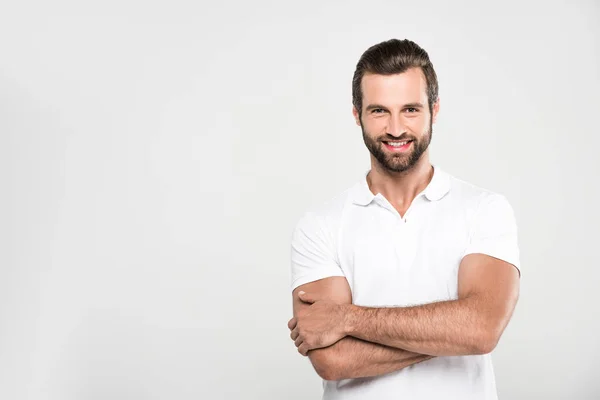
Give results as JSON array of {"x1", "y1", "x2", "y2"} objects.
[
  {"x1": 290, "y1": 211, "x2": 345, "y2": 291},
  {"x1": 463, "y1": 193, "x2": 521, "y2": 276}
]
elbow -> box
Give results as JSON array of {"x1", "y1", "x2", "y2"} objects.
[
  {"x1": 318, "y1": 367, "x2": 340, "y2": 381},
  {"x1": 472, "y1": 290, "x2": 518, "y2": 355},
  {"x1": 309, "y1": 349, "x2": 342, "y2": 381},
  {"x1": 473, "y1": 324, "x2": 502, "y2": 355},
  {"x1": 474, "y1": 333, "x2": 498, "y2": 355}
]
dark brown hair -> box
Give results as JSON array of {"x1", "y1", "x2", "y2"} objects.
[{"x1": 352, "y1": 39, "x2": 439, "y2": 116}]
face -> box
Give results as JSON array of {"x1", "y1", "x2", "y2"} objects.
[{"x1": 353, "y1": 68, "x2": 439, "y2": 173}]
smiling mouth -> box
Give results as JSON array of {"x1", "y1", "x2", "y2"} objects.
[{"x1": 382, "y1": 140, "x2": 414, "y2": 151}]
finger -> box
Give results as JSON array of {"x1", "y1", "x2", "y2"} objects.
[
  {"x1": 290, "y1": 328, "x2": 299, "y2": 341},
  {"x1": 298, "y1": 343, "x2": 309, "y2": 356},
  {"x1": 287, "y1": 318, "x2": 296, "y2": 330},
  {"x1": 298, "y1": 291, "x2": 316, "y2": 304},
  {"x1": 294, "y1": 335, "x2": 303, "y2": 348}
]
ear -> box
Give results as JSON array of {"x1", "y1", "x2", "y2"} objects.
[
  {"x1": 431, "y1": 97, "x2": 440, "y2": 124},
  {"x1": 352, "y1": 106, "x2": 361, "y2": 126}
]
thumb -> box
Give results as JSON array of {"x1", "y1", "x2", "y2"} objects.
[{"x1": 298, "y1": 290, "x2": 316, "y2": 304}]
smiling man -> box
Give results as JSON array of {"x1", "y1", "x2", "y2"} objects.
[{"x1": 288, "y1": 39, "x2": 520, "y2": 400}]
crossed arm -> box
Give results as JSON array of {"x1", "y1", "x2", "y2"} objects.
[
  {"x1": 291, "y1": 278, "x2": 434, "y2": 381},
  {"x1": 289, "y1": 253, "x2": 520, "y2": 381}
]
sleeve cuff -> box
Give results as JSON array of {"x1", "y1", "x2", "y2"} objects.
[{"x1": 291, "y1": 271, "x2": 346, "y2": 292}]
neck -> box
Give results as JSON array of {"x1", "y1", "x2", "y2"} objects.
[{"x1": 367, "y1": 155, "x2": 433, "y2": 210}]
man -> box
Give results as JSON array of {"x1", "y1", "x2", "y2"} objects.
[{"x1": 287, "y1": 38, "x2": 520, "y2": 400}]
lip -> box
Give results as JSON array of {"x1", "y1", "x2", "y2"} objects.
[{"x1": 383, "y1": 140, "x2": 413, "y2": 152}]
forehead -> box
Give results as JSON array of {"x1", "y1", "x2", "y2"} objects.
[{"x1": 361, "y1": 68, "x2": 428, "y2": 106}]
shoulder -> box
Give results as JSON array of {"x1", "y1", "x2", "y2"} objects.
[
  {"x1": 445, "y1": 171, "x2": 513, "y2": 210},
  {"x1": 292, "y1": 183, "x2": 357, "y2": 235},
  {"x1": 442, "y1": 171, "x2": 518, "y2": 234}
]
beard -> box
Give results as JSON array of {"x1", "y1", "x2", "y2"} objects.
[{"x1": 361, "y1": 119, "x2": 432, "y2": 174}]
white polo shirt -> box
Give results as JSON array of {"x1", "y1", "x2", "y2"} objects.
[{"x1": 290, "y1": 165, "x2": 520, "y2": 400}]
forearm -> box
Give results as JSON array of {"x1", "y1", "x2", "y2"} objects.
[
  {"x1": 309, "y1": 336, "x2": 434, "y2": 380},
  {"x1": 345, "y1": 296, "x2": 497, "y2": 357}
]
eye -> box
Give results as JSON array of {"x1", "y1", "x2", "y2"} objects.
[{"x1": 405, "y1": 107, "x2": 418, "y2": 113}]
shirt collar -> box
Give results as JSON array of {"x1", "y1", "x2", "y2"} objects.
[{"x1": 351, "y1": 164, "x2": 451, "y2": 206}]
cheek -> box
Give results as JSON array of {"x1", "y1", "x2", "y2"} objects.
[
  {"x1": 364, "y1": 118, "x2": 386, "y2": 133},
  {"x1": 407, "y1": 117, "x2": 429, "y2": 132}
]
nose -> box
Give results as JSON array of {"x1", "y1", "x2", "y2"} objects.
[{"x1": 387, "y1": 114, "x2": 406, "y2": 137}]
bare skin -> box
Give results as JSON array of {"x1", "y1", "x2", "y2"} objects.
[
  {"x1": 290, "y1": 277, "x2": 434, "y2": 381},
  {"x1": 289, "y1": 254, "x2": 520, "y2": 358}
]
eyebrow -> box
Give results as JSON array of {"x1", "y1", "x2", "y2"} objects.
[{"x1": 365, "y1": 102, "x2": 425, "y2": 111}]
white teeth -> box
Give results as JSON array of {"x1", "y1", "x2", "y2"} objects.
[{"x1": 387, "y1": 141, "x2": 408, "y2": 147}]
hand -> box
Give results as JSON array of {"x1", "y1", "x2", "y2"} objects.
[{"x1": 287, "y1": 291, "x2": 348, "y2": 356}]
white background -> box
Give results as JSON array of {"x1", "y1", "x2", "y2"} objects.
[{"x1": 1, "y1": 0, "x2": 599, "y2": 399}]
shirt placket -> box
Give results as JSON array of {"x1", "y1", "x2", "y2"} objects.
[{"x1": 374, "y1": 195, "x2": 420, "y2": 268}]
